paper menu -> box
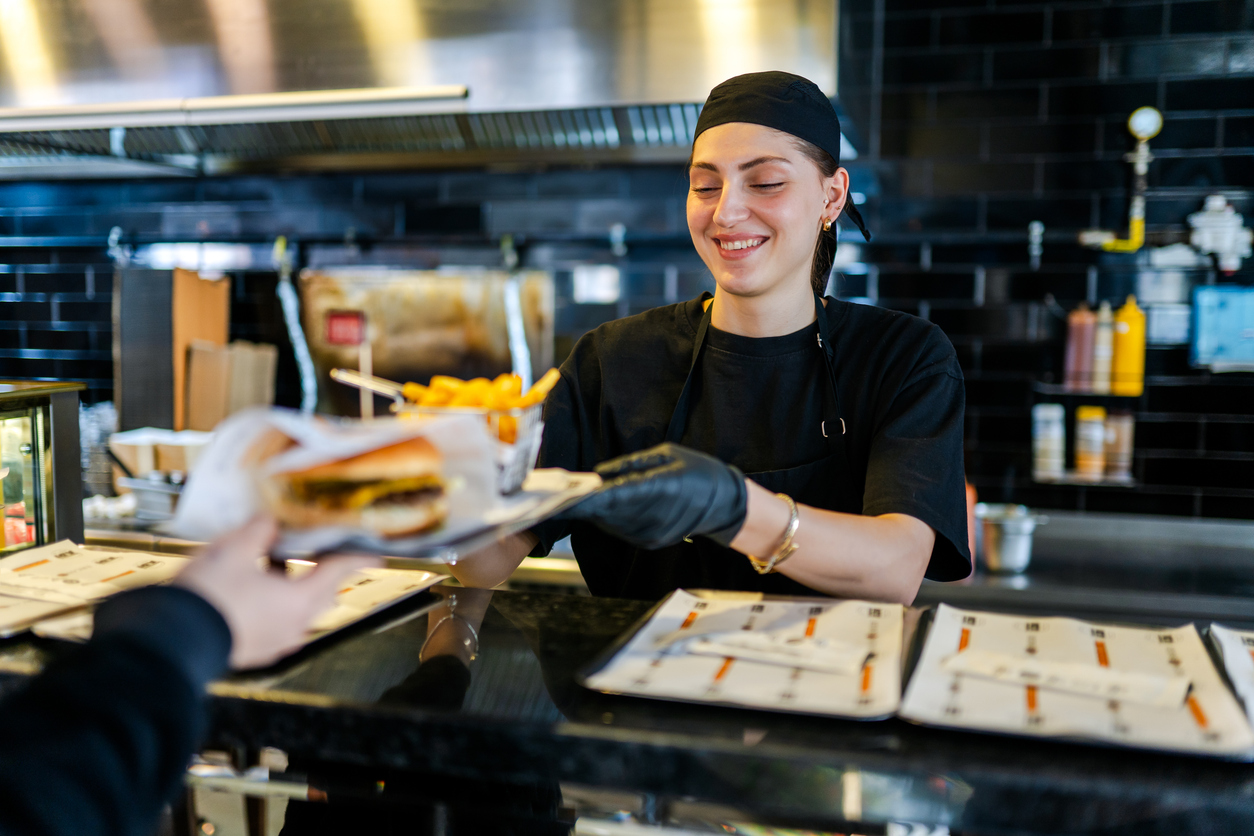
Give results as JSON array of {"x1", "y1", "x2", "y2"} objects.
[
  {"x1": 581, "y1": 590, "x2": 904, "y2": 719},
  {"x1": 899, "y1": 604, "x2": 1254, "y2": 757},
  {"x1": 0, "y1": 541, "x2": 188, "y2": 637},
  {"x1": 31, "y1": 567, "x2": 445, "y2": 645},
  {"x1": 308, "y1": 568, "x2": 445, "y2": 635},
  {"x1": 1208, "y1": 624, "x2": 1254, "y2": 727}
]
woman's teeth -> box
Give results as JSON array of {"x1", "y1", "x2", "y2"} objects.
[{"x1": 719, "y1": 238, "x2": 764, "y2": 250}]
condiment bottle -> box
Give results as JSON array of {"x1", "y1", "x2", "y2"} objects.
[
  {"x1": 1032, "y1": 403, "x2": 1066, "y2": 481},
  {"x1": 1075, "y1": 405, "x2": 1107, "y2": 480},
  {"x1": 1104, "y1": 411, "x2": 1135, "y2": 482},
  {"x1": 1111, "y1": 295, "x2": 1146, "y2": 397},
  {"x1": 1092, "y1": 300, "x2": 1113, "y2": 394},
  {"x1": 1064, "y1": 303, "x2": 1096, "y2": 392}
]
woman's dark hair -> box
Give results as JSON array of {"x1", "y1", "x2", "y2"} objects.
[{"x1": 792, "y1": 136, "x2": 840, "y2": 295}]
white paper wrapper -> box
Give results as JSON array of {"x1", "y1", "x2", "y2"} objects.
[
  {"x1": 686, "y1": 632, "x2": 868, "y2": 675},
  {"x1": 940, "y1": 648, "x2": 1190, "y2": 708},
  {"x1": 168, "y1": 407, "x2": 499, "y2": 548}
]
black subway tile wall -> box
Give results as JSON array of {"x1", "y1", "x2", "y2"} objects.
[
  {"x1": 0, "y1": 0, "x2": 1249, "y2": 521},
  {"x1": 0, "y1": 169, "x2": 708, "y2": 411},
  {"x1": 841, "y1": 0, "x2": 1254, "y2": 519}
]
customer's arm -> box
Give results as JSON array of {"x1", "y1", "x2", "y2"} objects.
[{"x1": 0, "y1": 517, "x2": 374, "y2": 836}]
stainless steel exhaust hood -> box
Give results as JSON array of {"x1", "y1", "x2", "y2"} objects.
[{"x1": 0, "y1": 0, "x2": 836, "y2": 177}]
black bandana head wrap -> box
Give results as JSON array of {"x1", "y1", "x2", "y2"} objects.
[{"x1": 693, "y1": 71, "x2": 871, "y2": 242}]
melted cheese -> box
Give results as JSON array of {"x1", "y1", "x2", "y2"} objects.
[{"x1": 292, "y1": 475, "x2": 443, "y2": 510}]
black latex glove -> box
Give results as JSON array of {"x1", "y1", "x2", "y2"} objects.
[{"x1": 564, "y1": 443, "x2": 748, "y2": 550}]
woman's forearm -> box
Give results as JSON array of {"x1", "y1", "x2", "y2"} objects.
[
  {"x1": 446, "y1": 531, "x2": 538, "y2": 589},
  {"x1": 729, "y1": 479, "x2": 934, "y2": 604}
]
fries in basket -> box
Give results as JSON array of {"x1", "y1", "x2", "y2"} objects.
[{"x1": 399, "y1": 368, "x2": 561, "y2": 444}]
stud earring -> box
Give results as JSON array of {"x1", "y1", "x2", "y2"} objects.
[{"x1": 822, "y1": 218, "x2": 833, "y2": 232}]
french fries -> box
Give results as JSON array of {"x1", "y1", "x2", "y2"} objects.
[{"x1": 399, "y1": 370, "x2": 561, "y2": 443}]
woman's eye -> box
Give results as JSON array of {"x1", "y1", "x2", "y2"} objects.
[
  {"x1": 752, "y1": 182, "x2": 785, "y2": 190},
  {"x1": 690, "y1": 185, "x2": 720, "y2": 194}
]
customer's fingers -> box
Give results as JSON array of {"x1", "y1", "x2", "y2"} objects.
[{"x1": 205, "y1": 514, "x2": 278, "y2": 562}]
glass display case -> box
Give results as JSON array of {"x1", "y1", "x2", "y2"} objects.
[{"x1": 0, "y1": 382, "x2": 84, "y2": 555}]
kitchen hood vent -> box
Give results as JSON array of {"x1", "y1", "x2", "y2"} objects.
[
  {"x1": 0, "y1": 103, "x2": 705, "y2": 178},
  {"x1": 0, "y1": 0, "x2": 835, "y2": 178}
]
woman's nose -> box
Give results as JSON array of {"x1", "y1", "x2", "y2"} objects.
[{"x1": 713, "y1": 185, "x2": 750, "y2": 226}]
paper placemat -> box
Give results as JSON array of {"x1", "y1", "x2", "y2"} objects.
[
  {"x1": 900, "y1": 604, "x2": 1254, "y2": 758},
  {"x1": 580, "y1": 589, "x2": 904, "y2": 719}
]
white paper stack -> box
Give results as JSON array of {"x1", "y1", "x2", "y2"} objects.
[
  {"x1": 31, "y1": 566, "x2": 446, "y2": 645},
  {"x1": 900, "y1": 604, "x2": 1254, "y2": 757},
  {"x1": 581, "y1": 589, "x2": 904, "y2": 719},
  {"x1": 0, "y1": 541, "x2": 188, "y2": 638}
]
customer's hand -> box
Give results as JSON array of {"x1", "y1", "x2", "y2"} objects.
[
  {"x1": 173, "y1": 516, "x2": 379, "y2": 668},
  {"x1": 564, "y1": 443, "x2": 747, "y2": 549}
]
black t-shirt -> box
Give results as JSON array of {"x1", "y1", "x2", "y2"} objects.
[
  {"x1": 532, "y1": 295, "x2": 971, "y2": 597},
  {"x1": 684, "y1": 320, "x2": 829, "y2": 472}
]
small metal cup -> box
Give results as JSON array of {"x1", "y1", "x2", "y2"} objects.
[{"x1": 975, "y1": 503, "x2": 1047, "y2": 574}]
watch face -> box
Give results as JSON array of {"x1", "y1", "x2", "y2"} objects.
[{"x1": 1128, "y1": 106, "x2": 1163, "y2": 140}]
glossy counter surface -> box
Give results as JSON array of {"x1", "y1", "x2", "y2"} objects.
[{"x1": 5, "y1": 584, "x2": 1253, "y2": 834}]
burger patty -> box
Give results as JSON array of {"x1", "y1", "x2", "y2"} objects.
[
  {"x1": 289, "y1": 475, "x2": 444, "y2": 510},
  {"x1": 373, "y1": 486, "x2": 444, "y2": 506}
]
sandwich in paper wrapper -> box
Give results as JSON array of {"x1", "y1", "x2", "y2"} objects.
[{"x1": 170, "y1": 407, "x2": 511, "y2": 557}]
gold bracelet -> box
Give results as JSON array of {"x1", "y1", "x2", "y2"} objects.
[{"x1": 746, "y1": 493, "x2": 800, "y2": 575}]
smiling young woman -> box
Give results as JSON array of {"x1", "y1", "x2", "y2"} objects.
[{"x1": 451, "y1": 72, "x2": 971, "y2": 605}]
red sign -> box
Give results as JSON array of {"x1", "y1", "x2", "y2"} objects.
[{"x1": 325, "y1": 310, "x2": 366, "y2": 346}]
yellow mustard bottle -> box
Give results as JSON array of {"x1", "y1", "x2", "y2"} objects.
[{"x1": 1111, "y1": 295, "x2": 1146, "y2": 397}]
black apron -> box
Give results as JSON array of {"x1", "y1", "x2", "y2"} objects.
[{"x1": 571, "y1": 293, "x2": 861, "y2": 600}]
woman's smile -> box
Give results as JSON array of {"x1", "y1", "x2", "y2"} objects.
[{"x1": 714, "y1": 234, "x2": 769, "y2": 259}]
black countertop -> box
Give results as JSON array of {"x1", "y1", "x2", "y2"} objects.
[
  {"x1": 34, "y1": 512, "x2": 1254, "y2": 832},
  {"x1": 926, "y1": 512, "x2": 1254, "y2": 630},
  {"x1": 4, "y1": 585, "x2": 1246, "y2": 834}
]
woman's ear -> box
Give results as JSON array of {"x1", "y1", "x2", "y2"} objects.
[{"x1": 825, "y1": 168, "x2": 851, "y2": 217}]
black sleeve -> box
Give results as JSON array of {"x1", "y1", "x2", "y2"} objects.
[
  {"x1": 861, "y1": 366, "x2": 972, "y2": 582},
  {"x1": 0, "y1": 585, "x2": 231, "y2": 836},
  {"x1": 528, "y1": 370, "x2": 583, "y2": 557}
]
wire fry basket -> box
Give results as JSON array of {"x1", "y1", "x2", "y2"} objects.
[{"x1": 393, "y1": 402, "x2": 544, "y2": 494}]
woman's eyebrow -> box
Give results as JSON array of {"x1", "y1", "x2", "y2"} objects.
[
  {"x1": 689, "y1": 155, "x2": 793, "y2": 174},
  {"x1": 737, "y1": 155, "x2": 791, "y2": 171}
]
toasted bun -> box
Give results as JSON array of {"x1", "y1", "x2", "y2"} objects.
[
  {"x1": 268, "y1": 490, "x2": 448, "y2": 538},
  {"x1": 285, "y1": 436, "x2": 442, "y2": 483}
]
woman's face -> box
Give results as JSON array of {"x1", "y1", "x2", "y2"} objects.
[{"x1": 687, "y1": 122, "x2": 846, "y2": 299}]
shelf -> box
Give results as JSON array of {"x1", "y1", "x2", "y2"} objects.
[
  {"x1": 1033, "y1": 377, "x2": 1254, "y2": 397},
  {"x1": 1033, "y1": 472, "x2": 1137, "y2": 488},
  {"x1": 1031, "y1": 382, "x2": 1139, "y2": 398}
]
